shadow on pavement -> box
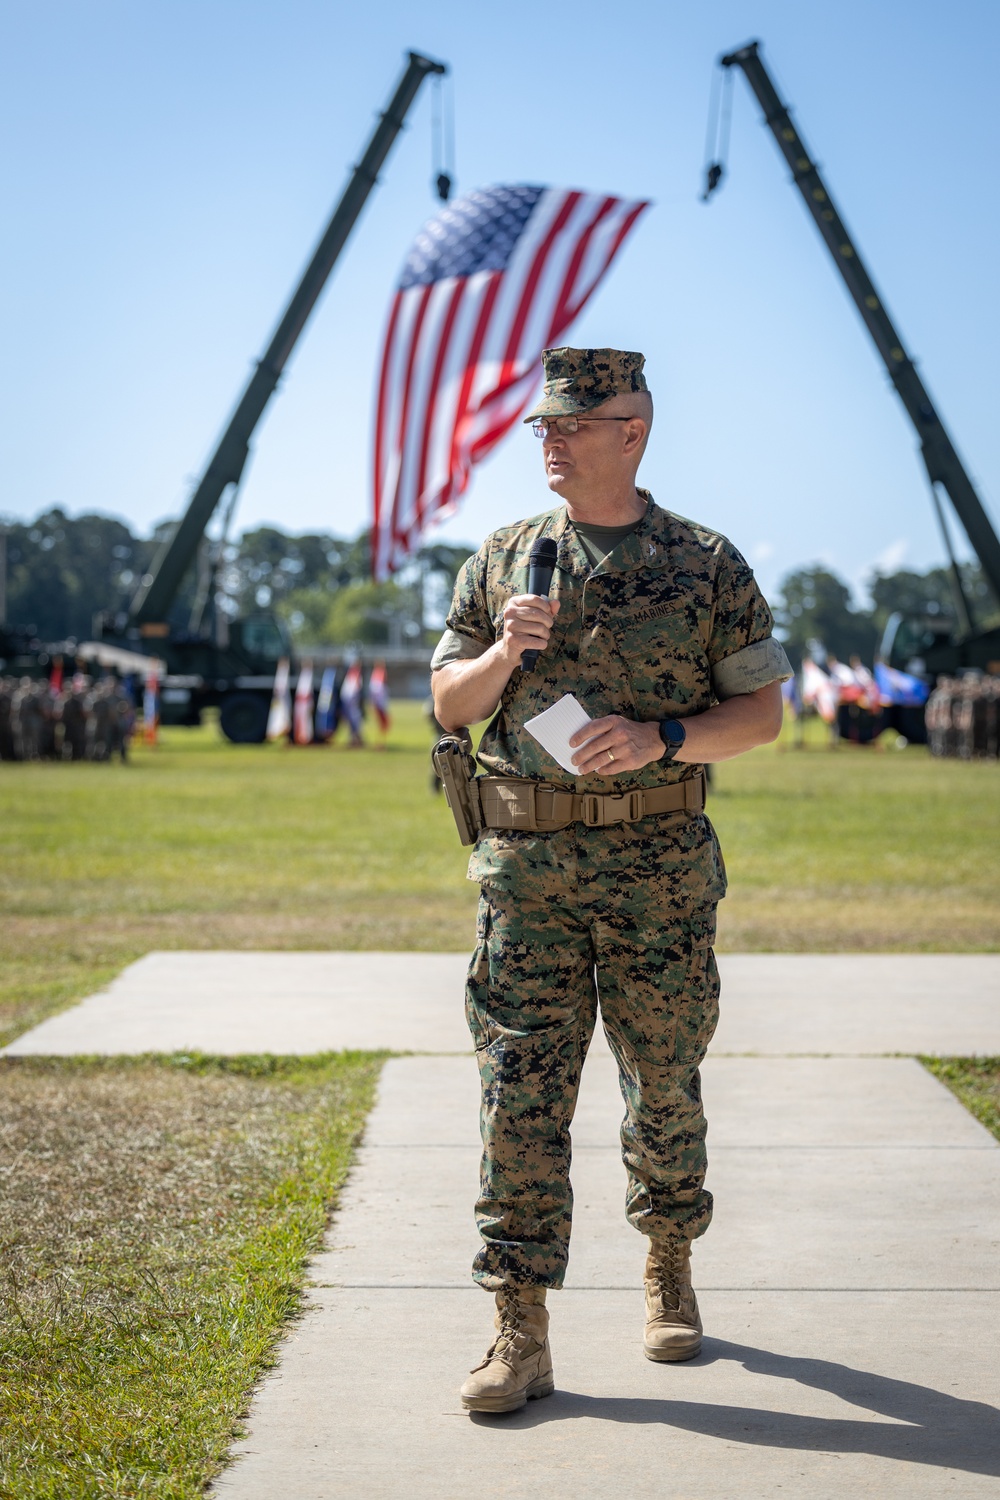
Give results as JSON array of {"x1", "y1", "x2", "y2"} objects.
[{"x1": 471, "y1": 1339, "x2": 1000, "y2": 1477}]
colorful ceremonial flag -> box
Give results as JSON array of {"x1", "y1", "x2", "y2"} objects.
[
  {"x1": 874, "y1": 661, "x2": 930, "y2": 708},
  {"x1": 372, "y1": 184, "x2": 650, "y2": 579},
  {"x1": 339, "y1": 661, "x2": 364, "y2": 745},
  {"x1": 314, "y1": 666, "x2": 338, "y2": 741},
  {"x1": 293, "y1": 661, "x2": 314, "y2": 746},
  {"x1": 368, "y1": 661, "x2": 391, "y2": 733},
  {"x1": 801, "y1": 658, "x2": 838, "y2": 724},
  {"x1": 828, "y1": 658, "x2": 862, "y2": 704},
  {"x1": 851, "y1": 661, "x2": 883, "y2": 712},
  {"x1": 266, "y1": 657, "x2": 292, "y2": 741},
  {"x1": 142, "y1": 667, "x2": 160, "y2": 746}
]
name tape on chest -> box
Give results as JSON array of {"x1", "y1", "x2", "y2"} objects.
[{"x1": 630, "y1": 600, "x2": 686, "y2": 626}]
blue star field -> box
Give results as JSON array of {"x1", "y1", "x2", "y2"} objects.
[{"x1": 398, "y1": 184, "x2": 545, "y2": 289}]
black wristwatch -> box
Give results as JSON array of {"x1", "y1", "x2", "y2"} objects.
[{"x1": 658, "y1": 719, "x2": 686, "y2": 761}]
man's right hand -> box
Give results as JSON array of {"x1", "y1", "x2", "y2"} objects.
[
  {"x1": 497, "y1": 593, "x2": 560, "y2": 669},
  {"x1": 432, "y1": 594, "x2": 560, "y2": 731}
]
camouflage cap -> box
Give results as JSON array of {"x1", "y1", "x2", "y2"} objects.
[{"x1": 523, "y1": 347, "x2": 648, "y2": 422}]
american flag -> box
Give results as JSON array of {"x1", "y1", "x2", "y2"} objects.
[{"x1": 372, "y1": 184, "x2": 649, "y2": 579}]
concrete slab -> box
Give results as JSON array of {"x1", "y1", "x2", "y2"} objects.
[
  {"x1": 364, "y1": 1051, "x2": 998, "y2": 1150},
  {"x1": 218, "y1": 1049, "x2": 1000, "y2": 1499},
  {"x1": 314, "y1": 1054, "x2": 1000, "y2": 1294},
  {"x1": 313, "y1": 1138, "x2": 1000, "y2": 1293},
  {"x1": 1, "y1": 951, "x2": 470, "y2": 1056},
  {"x1": 712, "y1": 954, "x2": 1000, "y2": 1055},
  {"x1": 5, "y1": 951, "x2": 1000, "y2": 1057},
  {"x1": 217, "y1": 1289, "x2": 1000, "y2": 1500}
]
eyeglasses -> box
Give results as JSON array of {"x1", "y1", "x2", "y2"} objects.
[{"x1": 531, "y1": 416, "x2": 632, "y2": 439}]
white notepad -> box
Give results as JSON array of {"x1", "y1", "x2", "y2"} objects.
[{"x1": 524, "y1": 693, "x2": 596, "y2": 774}]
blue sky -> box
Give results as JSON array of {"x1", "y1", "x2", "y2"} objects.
[{"x1": 3, "y1": 0, "x2": 998, "y2": 606}]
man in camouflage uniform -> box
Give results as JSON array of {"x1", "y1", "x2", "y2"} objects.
[{"x1": 431, "y1": 347, "x2": 791, "y2": 1414}]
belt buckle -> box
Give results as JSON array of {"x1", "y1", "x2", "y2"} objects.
[
  {"x1": 582, "y1": 794, "x2": 604, "y2": 827},
  {"x1": 583, "y1": 791, "x2": 646, "y2": 828},
  {"x1": 605, "y1": 790, "x2": 645, "y2": 824}
]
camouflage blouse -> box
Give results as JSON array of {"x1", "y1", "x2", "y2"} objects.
[{"x1": 433, "y1": 491, "x2": 790, "y2": 797}]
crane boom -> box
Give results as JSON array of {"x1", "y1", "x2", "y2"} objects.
[
  {"x1": 715, "y1": 40, "x2": 1000, "y2": 620},
  {"x1": 131, "y1": 49, "x2": 446, "y2": 627}
]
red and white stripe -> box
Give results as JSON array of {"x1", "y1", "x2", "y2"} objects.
[{"x1": 372, "y1": 188, "x2": 649, "y2": 579}]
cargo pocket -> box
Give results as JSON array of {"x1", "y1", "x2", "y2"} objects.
[
  {"x1": 465, "y1": 894, "x2": 494, "y2": 1052},
  {"x1": 674, "y1": 908, "x2": 720, "y2": 1064}
]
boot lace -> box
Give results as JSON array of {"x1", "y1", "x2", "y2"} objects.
[
  {"x1": 648, "y1": 1244, "x2": 684, "y2": 1311},
  {"x1": 485, "y1": 1290, "x2": 540, "y2": 1364}
]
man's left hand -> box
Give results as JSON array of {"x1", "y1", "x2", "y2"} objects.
[{"x1": 569, "y1": 715, "x2": 663, "y2": 777}]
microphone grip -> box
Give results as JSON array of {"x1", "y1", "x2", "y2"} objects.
[{"x1": 521, "y1": 560, "x2": 555, "y2": 673}]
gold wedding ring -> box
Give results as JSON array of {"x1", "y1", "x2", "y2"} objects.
[{"x1": 607, "y1": 749, "x2": 615, "y2": 763}]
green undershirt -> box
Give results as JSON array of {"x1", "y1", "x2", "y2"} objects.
[{"x1": 571, "y1": 518, "x2": 642, "y2": 569}]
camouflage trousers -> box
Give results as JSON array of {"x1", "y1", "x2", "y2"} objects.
[{"x1": 466, "y1": 853, "x2": 720, "y2": 1291}]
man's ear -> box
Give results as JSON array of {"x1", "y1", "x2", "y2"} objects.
[{"x1": 622, "y1": 418, "x2": 647, "y2": 455}]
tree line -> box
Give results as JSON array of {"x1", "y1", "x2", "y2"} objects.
[
  {"x1": 0, "y1": 506, "x2": 992, "y2": 660},
  {"x1": 774, "y1": 559, "x2": 993, "y2": 668},
  {"x1": 0, "y1": 510, "x2": 471, "y2": 649}
]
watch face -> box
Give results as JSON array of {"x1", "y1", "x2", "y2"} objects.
[{"x1": 660, "y1": 719, "x2": 685, "y2": 749}]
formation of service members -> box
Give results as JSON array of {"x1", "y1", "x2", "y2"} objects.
[
  {"x1": 431, "y1": 347, "x2": 792, "y2": 1414},
  {"x1": 927, "y1": 674, "x2": 1000, "y2": 759},
  {"x1": 0, "y1": 675, "x2": 133, "y2": 762}
]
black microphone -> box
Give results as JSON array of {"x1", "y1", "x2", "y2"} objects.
[{"x1": 521, "y1": 536, "x2": 559, "y2": 672}]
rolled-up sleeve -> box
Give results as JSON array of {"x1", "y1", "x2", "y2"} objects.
[
  {"x1": 430, "y1": 549, "x2": 495, "y2": 671},
  {"x1": 712, "y1": 636, "x2": 792, "y2": 699},
  {"x1": 709, "y1": 541, "x2": 792, "y2": 699},
  {"x1": 430, "y1": 627, "x2": 491, "y2": 671}
]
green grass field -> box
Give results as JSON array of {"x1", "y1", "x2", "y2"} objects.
[
  {"x1": 2, "y1": 702, "x2": 998, "y2": 1045},
  {"x1": 0, "y1": 1052, "x2": 381, "y2": 1500},
  {"x1": 924, "y1": 1056, "x2": 1000, "y2": 1140}
]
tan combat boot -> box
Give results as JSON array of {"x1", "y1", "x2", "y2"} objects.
[
  {"x1": 643, "y1": 1238, "x2": 703, "y2": 1362},
  {"x1": 460, "y1": 1286, "x2": 554, "y2": 1413}
]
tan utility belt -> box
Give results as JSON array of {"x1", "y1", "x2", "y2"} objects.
[{"x1": 478, "y1": 769, "x2": 706, "y2": 833}]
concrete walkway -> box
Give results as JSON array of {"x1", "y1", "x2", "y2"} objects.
[
  {"x1": 8, "y1": 953, "x2": 1000, "y2": 1495},
  {"x1": 6, "y1": 951, "x2": 1000, "y2": 1056},
  {"x1": 214, "y1": 1034, "x2": 1000, "y2": 1499},
  {"x1": 193, "y1": 954, "x2": 996, "y2": 1500}
]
